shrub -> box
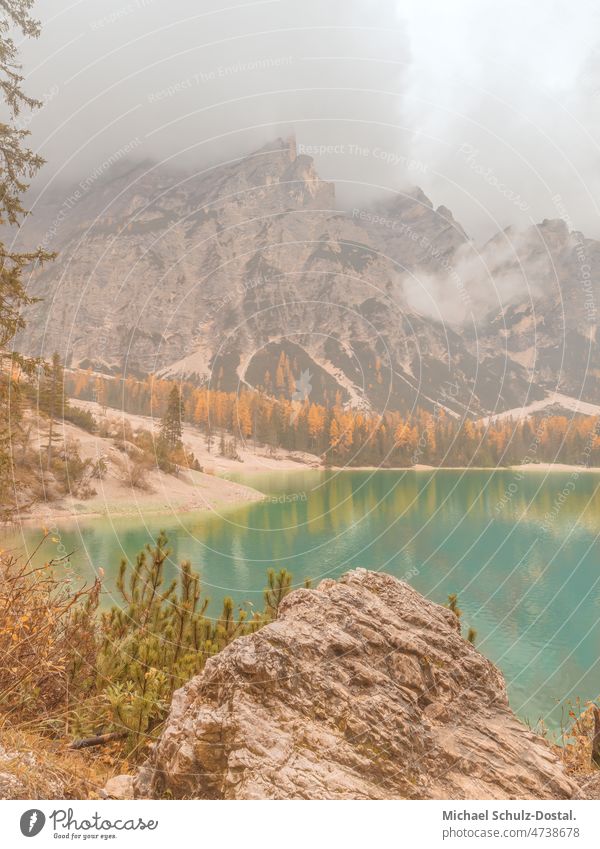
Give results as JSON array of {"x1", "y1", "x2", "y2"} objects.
[
  {"x1": 93, "y1": 532, "x2": 262, "y2": 749},
  {"x1": 50, "y1": 438, "x2": 96, "y2": 498},
  {"x1": 555, "y1": 697, "x2": 600, "y2": 774},
  {"x1": 0, "y1": 534, "x2": 297, "y2": 760},
  {"x1": 127, "y1": 458, "x2": 153, "y2": 491},
  {"x1": 113, "y1": 453, "x2": 153, "y2": 492},
  {"x1": 91, "y1": 457, "x2": 108, "y2": 480},
  {"x1": 0, "y1": 545, "x2": 100, "y2": 722},
  {"x1": 63, "y1": 405, "x2": 97, "y2": 433},
  {"x1": 446, "y1": 592, "x2": 476, "y2": 644}
]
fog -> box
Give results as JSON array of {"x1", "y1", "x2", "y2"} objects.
[{"x1": 15, "y1": 0, "x2": 600, "y2": 242}]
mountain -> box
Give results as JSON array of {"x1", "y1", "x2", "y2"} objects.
[
  {"x1": 471, "y1": 219, "x2": 600, "y2": 406},
  {"x1": 18, "y1": 136, "x2": 598, "y2": 417}
]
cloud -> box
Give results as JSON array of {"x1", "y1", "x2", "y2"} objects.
[
  {"x1": 15, "y1": 0, "x2": 600, "y2": 248},
  {"x1": 396, "y1": 0, "x2": 600, "y2": 241},
  {"x1": 19, "y1": 0, "x2": 408, "y2": 202},
  {"x1": 402, "y1": 220, "x2": 573, "y2": 324}
]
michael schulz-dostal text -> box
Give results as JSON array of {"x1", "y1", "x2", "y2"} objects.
[{"x1": 442, "y1": 810, "x2": 575, "y2": 821}]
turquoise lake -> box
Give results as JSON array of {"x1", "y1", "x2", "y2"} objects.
[{"x1": 6, "y1": 469, "x2": 600, "y2": 732}]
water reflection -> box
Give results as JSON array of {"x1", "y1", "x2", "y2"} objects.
[{"x1": 5, "y1": 469, "x2": 600, "y2": 731}]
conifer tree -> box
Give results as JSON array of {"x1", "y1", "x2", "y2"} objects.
[
  {"x1": 0, "y1": 2, "x2": 51, "y2": 350},
  {"x1": 39, "y1": 352, "x2": 66, "y2": 464},
  {"x1": 159, "y1": 385, "x2": 183, "y2": 451},
  {"x1": 0, "y1": 2, "x2": 54, "y2": 512},
  {"x1": 64, "y1": 369, "x2": 600, "y2": 470},
  {"x1": 447, "y1": 593, "x2": 461, "y2": 619},
  {"x1": 264, "y1": 568, "x2": 293, "y2": 619},
  {"x1": 97, "y1": 531, "x2": 259, "y2": 746}
]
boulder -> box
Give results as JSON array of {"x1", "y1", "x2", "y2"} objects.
[{"x1": 135, "y1": 570, "x2": 581, "y2": 800}]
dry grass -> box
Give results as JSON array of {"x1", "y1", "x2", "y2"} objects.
[
  {"x1": 0, "y1": 544, "x2": 136, "y2": 798},
  {"x1": 0, "y1": 543, "x2": 99, "y2": 723},
  {"x1": 555, "y1": 698, "x2": 600, "y2": 777},
  {"x1": 0, "y1": 722, "x2": 113, "y2": 799},
  {"x1": 0, "y1": 534, "x2": 268, "y2": 799}
]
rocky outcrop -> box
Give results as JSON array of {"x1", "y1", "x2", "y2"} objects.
[
  {"x1": 135, "y1": 570, "x2": 581, "y2": 800},
  {"x1": 469, "y1": 218, "x2": 600, "y2": 404}
]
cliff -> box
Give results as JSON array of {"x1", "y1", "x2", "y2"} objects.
[
  {"x1": 135, "y1": 570, "x2": 581, "y2": 800},
  {"x1": 17, "y1": 138, "x2": 539, "y2": 416}
]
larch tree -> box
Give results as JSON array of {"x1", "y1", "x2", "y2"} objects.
[{"x1": 62, "y1": 369, "x2": 600, "y2": 470}]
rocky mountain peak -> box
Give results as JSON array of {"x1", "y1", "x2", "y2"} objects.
[{"x1": 254, "y1": 134, "x2": 298, "y2": 161}]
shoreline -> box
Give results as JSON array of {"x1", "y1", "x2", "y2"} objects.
[
  {"x1": 12, "y1": 470, "x2": 266, "y2": 528},
  {"x1": 296, "y1": 462, "x2": 600, "y2": 474},
  {"x1": 70, "y1": 401, "x2": 600, "y2": 478},
  {"x1": 12, "y1": 461, "x2": 600, "y2": 531}
]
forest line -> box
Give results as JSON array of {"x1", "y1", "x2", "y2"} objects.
[{"x1": 64, "y1": 369, "x2": 600, "y2": 469}]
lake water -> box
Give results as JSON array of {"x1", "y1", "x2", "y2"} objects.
[{"x1": 6, "y1": 469, "x2": 600, "y2": 731}]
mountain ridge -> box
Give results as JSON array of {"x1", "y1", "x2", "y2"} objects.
[{"x1": 17, "y1": 137, "x2": 599, "y2": 416}]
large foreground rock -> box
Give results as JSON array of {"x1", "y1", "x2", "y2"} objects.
[{"x1": 135, "y1": 570, "x2": 580, "y2": 800}]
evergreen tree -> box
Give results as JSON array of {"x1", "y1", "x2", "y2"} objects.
[
  {"x1": 98, "y1": 531, "x2": 258, "y2": 746},
  {"x1": 264, "y1": 568, "x2": 293, "y2": 619},
  {"x1": 159, "y1": 385, "x2": 183, "y2": 451},
  {"x1": 63, "y1": 369, "x2": 600, "y2": 471},
  {"x1": 0, "y1": 3, "x2": 51, "y2": 350},
  {"x1": 447, "y1": 593, "x2": 462, "y2": 619},
  {"x1": 39, "y1": 352, "x2": 66, "y2": 464},
  {"x1": 0, "y1": 384, "x2": 18, "y2": 510},
  {"x1": 0, "y1": 2, "x2": 54, "y2": 513}
]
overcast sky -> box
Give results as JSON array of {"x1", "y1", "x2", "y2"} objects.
[{"x1": 15, "y1": 0, "x2": 600, "y2": 241}]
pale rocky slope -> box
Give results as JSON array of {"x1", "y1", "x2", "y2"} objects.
[
  {"x1": 135, "y1": 570, "x2": 582, "y2": 800},
  {"x1": 19, "y1": 402, "x2": 284, "y2": 523},
  {"x1": 71, "y1": 398, "x2": 320, "y2": 476}
]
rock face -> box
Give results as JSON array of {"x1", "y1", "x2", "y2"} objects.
[
  {"x1": 17, "y1": 137, "x2": 540, "y2": 416},
  {"x1": 135, "y1": 570, "x2": 580, "y2": 800},
  {"x1": 19, "y1": 136, "x2": 600, "y2": 413},
  {"x1": 472, "y1": 219, "x2": 600, "y2": 405}
]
